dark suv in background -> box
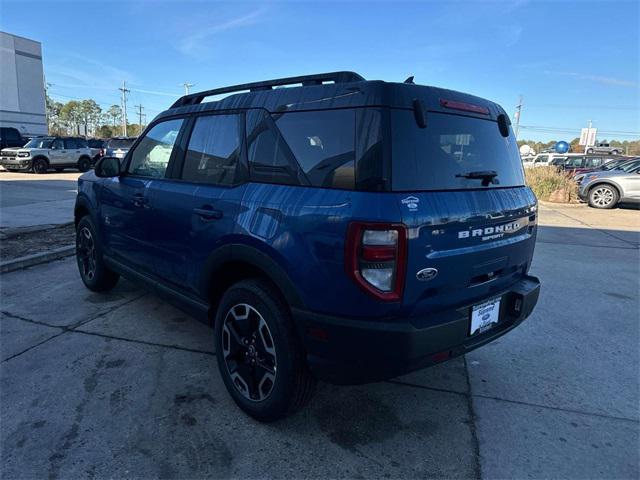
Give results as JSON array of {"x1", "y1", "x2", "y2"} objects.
[
  {"x1": 0, "y1": 127, "x2": 26, "y2": 150},
  {"x1": 75, "y1": 72, "x2": 540, "y2": 421}
]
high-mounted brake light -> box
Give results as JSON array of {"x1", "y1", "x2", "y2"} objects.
[
  {"x1": 345, "y1": 222, "x2": 407, "y2": 301},
  {"x1": 440, "y1": 99, "x2": 490, "y2": 115}
]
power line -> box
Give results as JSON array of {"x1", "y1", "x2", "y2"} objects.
[
  {"x1": 135, "y1": 104, "x2": 146, "y2": 134},
  {"x1": 514, "y1": 95, "x2": 523, "y2": 140},
  {"x1": 180, "y1": 82, "x2": 195, "y2": 95},
  {"x1": 119, "y1": 80, "x2": 130, "y2": 136}
]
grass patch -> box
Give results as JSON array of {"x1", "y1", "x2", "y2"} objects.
[{"x1": 525, "y1": 167, "x2": 579, "y2": 203}]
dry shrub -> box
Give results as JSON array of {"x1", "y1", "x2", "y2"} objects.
[{"x1": 524, "y1": 167, "x2": 579, "y2": 203}]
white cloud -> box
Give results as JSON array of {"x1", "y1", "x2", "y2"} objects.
[
  {"x1": 177, "y1": 7, "x2": 269, "y2": 58},
  {"x1": 549, "y1": 71, "x2": 638, "y2": 88}
]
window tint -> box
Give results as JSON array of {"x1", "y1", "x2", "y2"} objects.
[
  {"x1": 52, "y1": 138, "x2": 64, "y2": 150},
  {"x1": 391, "y1": 111, "x2": 525, "y2": 191},
  {"x1": 275, "y1": 110, "x2": 355, "y2": 189},
  {"x1": 128, "y1": 119, "x2": 183, "y2": 178},
  {"x1": 108, "y1": 138, "x2": 136, "y2": 149},
  {"x1": 182, "y1": 114, "x2": 242, "y2": 185},
  {"x1": 246, "y1": 109, "x2": 305, "y2": 186},
  {"x1": 535, "y1": 155, "x2": 548, "y2": 164},
  {"x1": 564, "y1": 156, "x2": 584, "y2": 168}
]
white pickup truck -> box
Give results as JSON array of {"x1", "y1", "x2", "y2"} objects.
[{"x1": 586, "y1": 143, "x2": 623, "y2": 155}]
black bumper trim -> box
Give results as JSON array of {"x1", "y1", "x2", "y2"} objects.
[{"x1": 292, "y1": 275, "x2": 540, "y2": 385}]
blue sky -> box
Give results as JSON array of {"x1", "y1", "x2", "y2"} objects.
[{"x1": 2, "y1": 0, "x2": 638, "y2": 142}]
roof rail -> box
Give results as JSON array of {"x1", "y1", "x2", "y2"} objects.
[{"x1": 170, "y1": 71, "x2": 365, "y2": 108}]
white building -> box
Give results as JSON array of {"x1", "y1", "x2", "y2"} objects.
[{"x1": 0, "y1": 32, "x2": 47, "y2": 137}]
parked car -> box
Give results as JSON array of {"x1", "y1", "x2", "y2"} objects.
[
  {"x1": 586, "y1": 143, "x2": 623, "y2": 155},
  {"x1": 87, "y1": 138, "x2": 106, "y2": 162},
  {"x1": 578, "y1": 159, "x2": 640, "y2": 208},
  {"x1": 75, "y1": 71, "x2": 540, "y2": 421},
  {"x1": 0, "y1": 136, "x2": 93, "y2": 173},
  {"x1": 573, "y1": 157, "x2": 638, "y2": 183},
  {"x1": 524, "y1": 153, "x2": 569, "y2": 168},
  {"x1": 105, "y1": 137, "x2": 136, "y2": 160},
  {"x1": 0, "y1": 127, "x2": 26, "y2": 150},
  {"x1": 554, "y1": 154, "x2": 618, "y2": 175}
]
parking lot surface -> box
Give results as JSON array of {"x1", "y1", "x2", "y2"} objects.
[
  {"x1": 1, "y1": 204, "x2": 638, "y2": 478},
  {"x1": 0, "y1": 171, "x2": 80, "y2": 231}
]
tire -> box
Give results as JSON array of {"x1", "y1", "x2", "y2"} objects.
[
  {"x1": 77, "y1": 157, "x2": 92, "y2": 172},
  {"x1": 76, "y1": 216, "x2": 120, "y2": 291},
  {"x1": 214, "y1": 279, "x2": 316, "y2": 422},
  {"x1": 32, "y1": 157, "x2": 49, "y2": 174},
  {"x1": 586, "y1": 148, "x2": 594, "y2": 154},
  {"x1": 588, "y1": 184, "x2": 619, "y2": 209}
]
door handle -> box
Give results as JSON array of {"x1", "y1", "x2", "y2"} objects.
[
  {"x1": 193, "y1": 206, "x2": 223, "y2": 221},
  {"x1": 133, "y1": 193, "x2": 149, "y2": 208}
]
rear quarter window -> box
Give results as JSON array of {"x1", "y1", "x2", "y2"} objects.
[{"x1": 391, "y1": 111, "x2": 525, "y2": 191}]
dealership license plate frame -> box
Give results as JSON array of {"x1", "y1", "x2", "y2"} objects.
[{"x1": 469, "y1": 297, "x2": 501, "y2": 336}]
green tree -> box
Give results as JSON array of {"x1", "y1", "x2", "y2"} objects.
[
  {"x1": 59, "y1": 101, "x2": 83, "y2": 135},
  {"x1": 107, "y1": 105, "x2": 122, "y2": 128},
  {"x1": 45, "y1": 94, "x2": 64, "y2": 135},
  {"x1": 80, "y1": 99, "x2": 102, "y2": 137}
]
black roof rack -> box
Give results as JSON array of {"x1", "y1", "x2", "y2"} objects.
[{"x1": 170, "y1": 71, "x2": 365, "y2": 109}]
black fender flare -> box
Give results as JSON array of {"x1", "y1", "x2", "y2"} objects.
[{"x1": 199, "y1": 243, "x2": 306, "y2": 310}]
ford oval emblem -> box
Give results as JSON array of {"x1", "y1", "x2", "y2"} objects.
[
  {"x1": 482, "y1": 313, "x2": 490, "y2": 321},
  {"x1": 416, "y1": 267, "x2": 438, "y2": 281}
]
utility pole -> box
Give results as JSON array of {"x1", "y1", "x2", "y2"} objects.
[
  {"x1": 135, "y1": 104, "x2": 146, "y2": 135},
  {"x1": 181, "y1": 82, "x2": 195, "y2": 95},
  {"x1": 119, "y1": 80, "x2": 130, "y2": 136},
  {"x1": 514, "y1": 95, "x2": 523, "y2": 140}
]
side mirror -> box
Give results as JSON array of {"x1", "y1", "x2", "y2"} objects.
[{"x1": 95, "y1": 156, "x2": 121, "y2": 177}]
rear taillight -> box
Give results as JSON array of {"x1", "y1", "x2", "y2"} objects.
[{"x1": 345, "y1": 222, "x2": 407, "y2": 301}]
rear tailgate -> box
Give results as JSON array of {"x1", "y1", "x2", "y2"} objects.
[{"x1": 397, "y1": 187, "x2": 537, "y2": 316}]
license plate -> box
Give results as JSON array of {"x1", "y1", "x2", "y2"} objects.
[{"x1": 469, "y1": 297, "x2": 501, "y2": 336}]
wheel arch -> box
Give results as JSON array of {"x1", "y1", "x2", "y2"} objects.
[
  {"x1": 31, "y1": 154, "x2": 49, "y2": 164},
  {"x1": 200, "y1": 244, "x2": 307, "y2": 321},
  {"x1": 589, "y1": 180, "x2": 622, "y2": 198}
]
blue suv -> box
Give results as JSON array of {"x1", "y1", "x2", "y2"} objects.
[{"x1": 75, "y1": 72, "x2": 540, "y2": 421}]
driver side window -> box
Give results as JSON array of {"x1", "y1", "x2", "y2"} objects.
[{"x1": 128, "y1": 119, "x2": 184, "y2": 178}]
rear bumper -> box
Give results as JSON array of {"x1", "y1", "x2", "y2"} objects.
[{"x1": 293, "y1": 275, "x2": 540, "y2": 385}]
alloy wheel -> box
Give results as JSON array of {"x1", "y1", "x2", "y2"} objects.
[
  {"x1": 77, "y1": 227, "x2": 97, "y2": 281},
  {"x1": 592, "y1": 187, "x2": 614, "y2": 207},
  {"x1": 222, "y1": 303, "x2": 277, "y2": 402}
]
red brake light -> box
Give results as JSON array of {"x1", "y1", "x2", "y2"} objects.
[
  {"x1": 345, "y1": 222, "x2": 407, "y2": 302},
  {"x1": 440, "y1": 98, "x2": 490, "y2": 115}
]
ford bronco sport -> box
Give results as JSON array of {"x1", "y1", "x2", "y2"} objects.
[
  {"x1": 1, "y1": 136, "x2": 93, "y2": 173},
  {"x1": 75, "y1": 71, "x2": 540, "y2": 421}
]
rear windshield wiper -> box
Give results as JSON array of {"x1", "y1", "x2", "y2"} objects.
[{"x1": 455, "y1": 170, "x2": 499, "y2": 186}]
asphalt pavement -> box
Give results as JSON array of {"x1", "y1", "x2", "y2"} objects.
[
  {"x1": 0, "y1": 204, "x2": 638, "y2": 479},
  {"x1": 0, "y1": 171, "x2": 80, "y2": 231}
]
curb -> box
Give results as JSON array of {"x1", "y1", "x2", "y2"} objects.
[
  {"x1": 0, "y1": 245, "x2": 75, "y2": 274},
  {"x1": 0, "y1": 222, "x2": 74, "y2": 240}
]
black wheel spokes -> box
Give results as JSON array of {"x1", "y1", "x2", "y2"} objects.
[
  {"x1": 78, "y1": 227, "x2": 96, "y2": 281},
  {"x1": 222, "y1": 303, "x2": 277, "y2": 402}
]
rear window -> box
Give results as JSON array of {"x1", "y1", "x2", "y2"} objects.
[
  {"x1": 108, "y1": 138, "x2": 135, "y2": 149},
  {"x1": 391, "y1": 111, "x2": 525, "y2": 191}
]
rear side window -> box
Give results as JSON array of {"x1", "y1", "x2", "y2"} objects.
[
  {"x1": 128, "y1": 119, "x2": 183, "y2": 178},
  {"x1": 108, "y1": 138, "x2": 135, "y2": 149},
  {"x1": 535, "y1": 155, "x2": 548, "y2": 164},
  {"x1": 181, "y1": 114, "x2": 243, "y2": 185},
  {"x1": 246, "y1": 110, "x2": 307, "y2": 186},
  {"x1": 275, "y1": 110, "x2": 355, "y2": 189},
  {"x1": 246, "y1": 109, "x2": 356, "y2": 189},
  {"x1": 391, "y1": 111, "x2": 525, "y2": 191}
]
